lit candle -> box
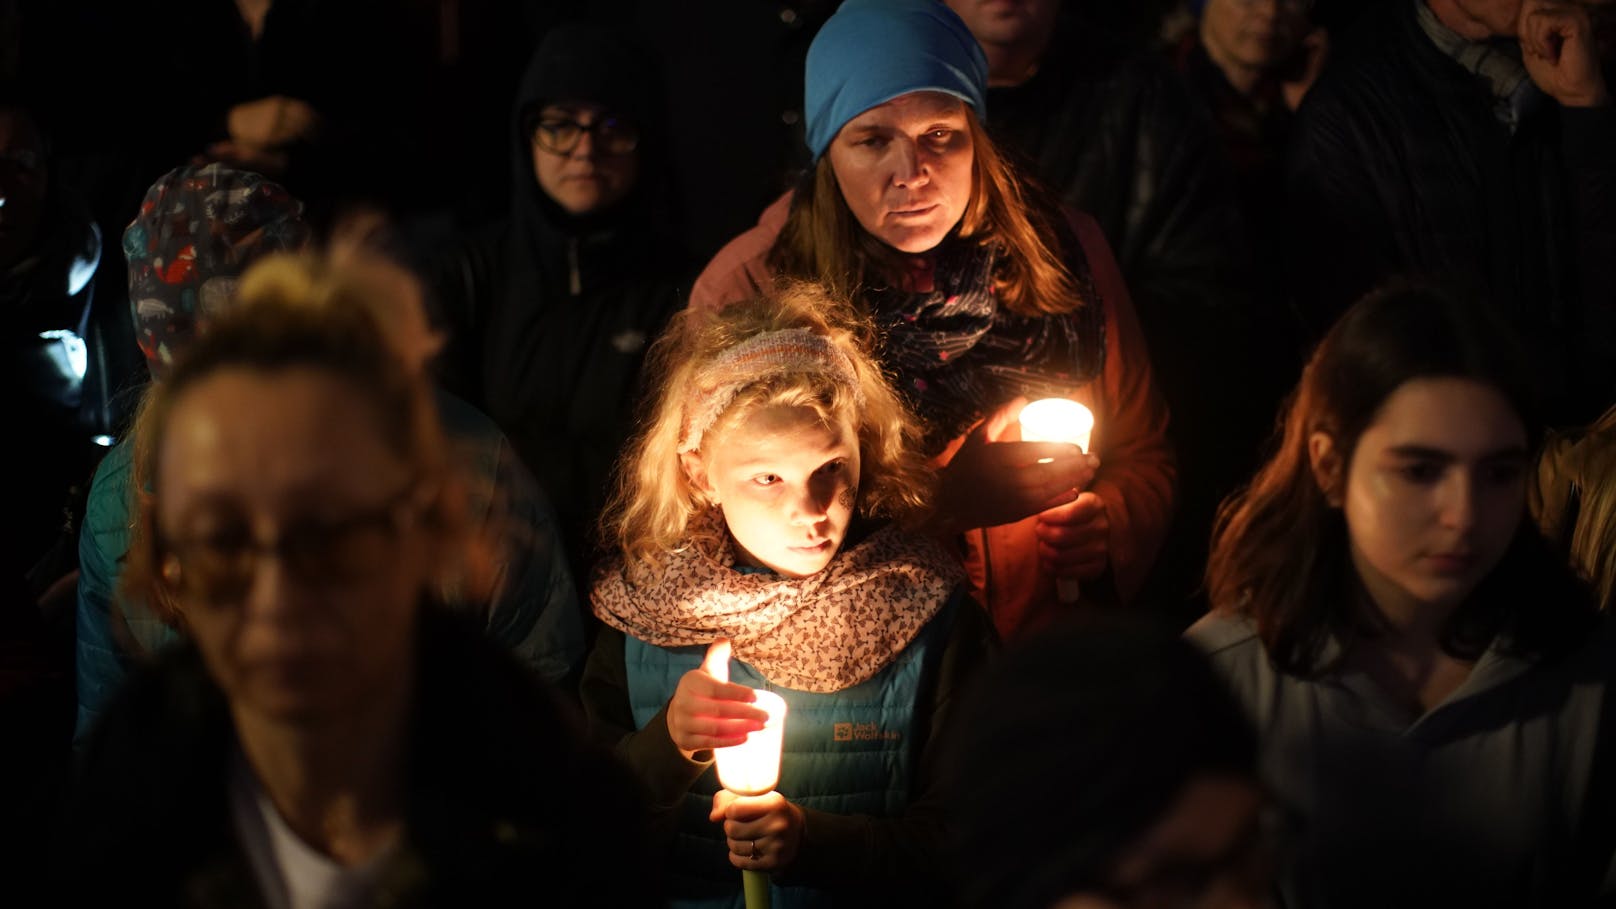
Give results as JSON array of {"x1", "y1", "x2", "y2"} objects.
[
  {"x1": 714, "y1": 690, "x2": 788, "y2": 796},
  {"x1": 707, "y1": 641, "x2": 788, "y2": 909},
  {"x1": 1019, "y1": 398, "x2": 1095, "y2": 604},
  {"x1": 1018, "y1": 397, "x2": 1094, "y2": 453}
]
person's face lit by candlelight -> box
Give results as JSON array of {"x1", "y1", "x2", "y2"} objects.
[
  {"x1": 825, "y1": 91, "x2": 975, "y2": 255},
  {"x1": 683, "y1": 403, "x2": 861, "y2": 578}
]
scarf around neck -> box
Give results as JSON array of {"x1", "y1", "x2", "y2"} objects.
[
  {"x1": 864, "y1": 233, "x2": 1107, "y2": 455},
  {"x1": 1414, "y1": 0, "x2": 1544, "y2": 131},
  {"x1": 592, "y1": 513, "x2": 966, "y2": 693}
]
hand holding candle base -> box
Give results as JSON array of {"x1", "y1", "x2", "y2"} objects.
[
  {"x1": 711, "y1": 646, "x2": 789, "y2": 909},
  {"x1": 666, "y1": 640, "x2": 769, "y2": 760},
  {"x1": 1035, "y1": 490, "x2": 1110, "y2": 603}
]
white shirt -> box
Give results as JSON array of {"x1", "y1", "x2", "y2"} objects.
[{"x1": 228, "y1": 753, "x2": 397, "y2": 909}]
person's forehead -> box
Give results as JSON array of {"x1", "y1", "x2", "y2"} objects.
[
  {"x1": 716, "y1": 404, "x2": 856, "y2": 463},
  {"x1": 541, "y1": 100, "x2": 614, "y2": 118},
  {"x1": 159, "y1": 369, "x2": 405, "y2": 504},
  {"x1": 1359, "y1": 377, "x2": 1525, "y2": 456},
  {"x1": 849, "y1": 91, "x2": 968, "y2": 126}
]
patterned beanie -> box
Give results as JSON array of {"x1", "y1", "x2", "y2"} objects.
[
  {"x1": 803, "y1": 0, "x2": 989, "y2": 161},
  {"x1": 123, "y1": 163, "x2": 309, "y2": 379}
]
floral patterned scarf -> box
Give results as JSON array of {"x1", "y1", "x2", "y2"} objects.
[{"x1": 592, "y1": 514, "x2": 965, "y2": 693}]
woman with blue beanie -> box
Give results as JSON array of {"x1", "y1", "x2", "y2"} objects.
[{"x1": 691, "y1": 0, "x2": 1174, "y2": 643}]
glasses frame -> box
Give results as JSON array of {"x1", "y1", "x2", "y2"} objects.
[
  {"x1": 156, "y1": 483, "x2": 425, "y2": 603},
  {"x1": 529, "y1": 114, "x2": 640, "y2": 157}
]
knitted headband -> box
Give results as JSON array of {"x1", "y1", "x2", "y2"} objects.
[{"x1": 679, "y1": 328, "x2": 867, "y2": 453}]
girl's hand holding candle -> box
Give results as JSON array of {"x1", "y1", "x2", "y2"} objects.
[
  {"x1": 710, "y1": 789, "x2": 805, "y2": 872},
  {"x1": 708, "y1": 640, "x2": 796, "y2": 895},
  {"x1": 666, "y1": 639, "x2": 770, "y2": 761}
]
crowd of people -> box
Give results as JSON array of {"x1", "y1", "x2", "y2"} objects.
[{"x1": 4, "y1": 0, "x2": 1615, "y2": 906}]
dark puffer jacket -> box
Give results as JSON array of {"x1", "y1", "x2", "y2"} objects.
[{"x1": 1285, "y1": 0, "x2": 1616, "y2": 424}]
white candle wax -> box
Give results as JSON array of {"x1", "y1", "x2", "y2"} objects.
[
  {"x1": 714, "y1": 690, "x2": 789, "y2": 796},
  {"x1": 1019, "y1": 397, "x2": 1094, "y2": 454}
]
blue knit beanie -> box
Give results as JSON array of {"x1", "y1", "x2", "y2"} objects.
[{"x1": 804, "y1": 0, "x2": 989, "y2": 161}]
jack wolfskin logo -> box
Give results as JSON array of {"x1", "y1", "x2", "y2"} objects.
[{"x1": 832, "y1": 722, "x2": 899, "y2": 743}]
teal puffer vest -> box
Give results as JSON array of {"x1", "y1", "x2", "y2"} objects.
[{"x1": 625, "y1": 598, "x2": 957, "y2": 909}]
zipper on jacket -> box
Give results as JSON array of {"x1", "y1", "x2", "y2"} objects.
[
  {"x1": 567, "y1": 237, "x2": 582, "y2": 297},
  {"x1": 977, "y1": 526, "x2": 994, "y2": 621}
]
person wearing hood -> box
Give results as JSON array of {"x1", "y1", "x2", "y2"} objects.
[{"x1": 423, "y1": 22, "x2": 688, "y2": 592}]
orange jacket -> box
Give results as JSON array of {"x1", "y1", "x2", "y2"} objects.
[{"x1": 689, "y1": 194, "x2": 1175, "y2": 640}]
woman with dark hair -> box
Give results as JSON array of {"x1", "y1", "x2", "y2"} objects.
[
  {"x1": 690, "y1": 0, "x2": 1174, "y2": 639},
  {"x1": 1189, "y1": 281, "x2": 1616, "y2": 908}
]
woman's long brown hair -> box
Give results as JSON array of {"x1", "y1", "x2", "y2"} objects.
[{"x1": 1204, "y1": 280, "x2": 1595, "y2": 676}]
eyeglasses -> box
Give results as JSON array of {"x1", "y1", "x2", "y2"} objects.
[
  {"x1": 158, "y1": 486, "x2": 423, "y2": 603},
  {"x1": 530, "y1": 115, "x2": 639, "y2": 156}
]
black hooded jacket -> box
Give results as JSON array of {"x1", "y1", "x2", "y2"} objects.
[
  {"x1": 423, "y1": 24, "x2": 687, "y2": 581},
  {"x1": 1285, "y1": 1, "x2": 1616, "y2": 424}
]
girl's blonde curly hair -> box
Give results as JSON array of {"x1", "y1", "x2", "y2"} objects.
[{"x1": 600, "y1": 278, "x2": 934, "y2": 577}]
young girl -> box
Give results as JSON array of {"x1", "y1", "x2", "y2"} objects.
[
  {"x1": 582, "y1": 280, "x2": 995, "y2": 907},
  {"x1": 1188, "y1": 282, "x2": 1615, "y2": 908}
]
